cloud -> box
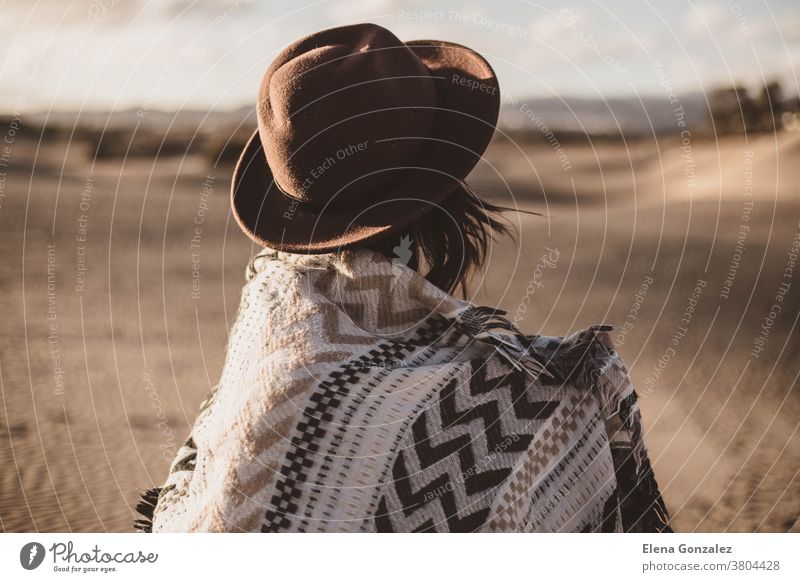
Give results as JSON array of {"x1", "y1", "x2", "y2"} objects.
[
  {"x1": 1, "y1": 0, "x2": 797, "y2": 111},
  {"x1": 682, "y1": 2, "x2": 730, "y2": 37}
]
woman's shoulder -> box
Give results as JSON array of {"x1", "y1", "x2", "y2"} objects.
[
  {"x1": 527, "y1": 325, "x2": 621, "y2": 380},
  {"x1": 524, "y1": 324, "x2": 635, "y2": 413}
]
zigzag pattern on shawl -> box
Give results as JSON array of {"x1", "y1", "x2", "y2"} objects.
[
  {"x1": 374, "y1": 357, "x2": 558, "y2": 532},
  {"x1": 483, "y1": 392, "x2": 601, "y2": 532},
  {"x1": 485, "y1": 334, "x2": 672, "y2": 533},
  {"x1": 136, "y1": 248, "x2": 672, "y2": 533},
  {"x1": 261, "y1": 315, "x2": 452, "y2": 532},
  {"x1": 143, "y1": 250, "x2": 438, "y2": 532},
  {"x1": 233, "y1": 250, "x2": 444, "y2": 527},
  {"x1": 249, "y1": 248, "x2": 486, "y2": 532},
  {"x1": 294, "y1": 328, "x2": 473, "y2": 531},
  {"x1": 315, "y1": 269, "x2": 434, "y2": 333}
]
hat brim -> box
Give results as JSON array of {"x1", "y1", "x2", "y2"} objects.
[{"x1": 231, "y1": 40, "x2": 500, "y2": 254}]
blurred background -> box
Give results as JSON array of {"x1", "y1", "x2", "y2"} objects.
[{"x1": 0, "y1": 0, "x2": 798, "y2": 532}]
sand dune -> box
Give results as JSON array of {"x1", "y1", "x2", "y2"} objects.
[{"x1": 1, "y1": 129, "x2": 798, "y2": 532}]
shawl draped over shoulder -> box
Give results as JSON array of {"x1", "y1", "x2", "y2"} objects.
[{"x1": 136, "y1": 248, "x2": 671, "y2": 533}]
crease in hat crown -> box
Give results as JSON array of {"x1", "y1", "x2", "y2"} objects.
[{"x1": 258, "y1": 23, "x2": 439, "y2": 208}]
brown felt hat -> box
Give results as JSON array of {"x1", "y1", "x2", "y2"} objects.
[{"x1": 231, "y1": 23, "x2": 500, "y2": 253}]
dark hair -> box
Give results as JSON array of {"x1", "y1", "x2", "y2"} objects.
[{"x1": 366, "y1": 184, "x2": 514, "y2": 296}]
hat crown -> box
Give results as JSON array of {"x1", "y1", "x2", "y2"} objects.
[
  {"x1": 231, "y1": 23, "x2": 500, "y2": 253},
  {"x1": 257, "y1": 24, "x2": 438, "y2": 207}
]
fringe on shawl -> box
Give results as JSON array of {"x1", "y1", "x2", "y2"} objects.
[
  {"x1": 133, "y1": 487, "x2": 162, "y2": 533},
  {"x1": 614, "y1": 392, "x2": 673, "y2": 533},
  {"x1": 559, "y1": 325, "x2": 672, "y2": 532},
  {"x1": 452, "y1": 310, "x2": 672, "y2": 533},
  {"x1": 453, "y1": 306, "x2": 553, "y2": 380}
]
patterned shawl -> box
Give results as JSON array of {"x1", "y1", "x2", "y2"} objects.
[{"x1": 136, "y1": 247, "x2": 671, "y2": 533}]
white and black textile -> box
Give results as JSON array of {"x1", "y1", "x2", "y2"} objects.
[{"x1": 135, "y1": 248, "x2": 671, "y2": 533}]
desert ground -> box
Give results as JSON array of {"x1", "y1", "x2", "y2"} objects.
[{"x1": 1, "y1": 126, "x2": 798, "y2": 532}]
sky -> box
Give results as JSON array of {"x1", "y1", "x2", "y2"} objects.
[{"x1": 0, "y1": 0, "x2": 798, "y2": 113}]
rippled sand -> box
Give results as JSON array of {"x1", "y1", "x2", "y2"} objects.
[{"x1": 1, "y1": 130, "x2": 798, "y2": 532}]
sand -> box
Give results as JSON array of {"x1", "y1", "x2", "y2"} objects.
[{"x1": 1, "y1": 128, "x2": 798, "y2": 532}]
